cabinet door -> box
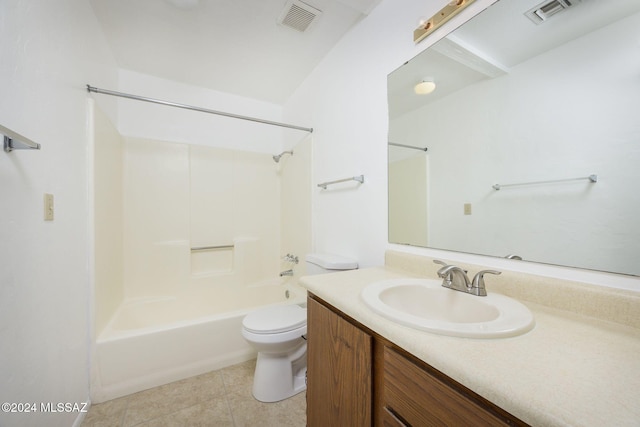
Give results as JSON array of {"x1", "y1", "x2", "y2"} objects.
[
  {"x1": 307, "y1": 296, "x2": 372, "y2": 427},
  {"x1": 384, "y1": 347, "x2": 517, "y2": 426}
]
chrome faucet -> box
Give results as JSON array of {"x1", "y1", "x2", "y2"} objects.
[
  {"x1": 434, "y1": 260, "x2": 501, "y2": 297},
  {"x1": 436, "y1": 264, "x2": 471, "y2": 292},
  {"x1": 280, "y1": 269, "x2": 294, "y2": 277}
]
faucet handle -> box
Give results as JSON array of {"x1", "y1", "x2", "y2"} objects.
[
  {"x1": 434, "y1": 260, "x2": 467, "y2": 274},
  {"x1": 433, "y1": 260, "x2": 451, "y2": 276},
  {"x1": 471, "y1": 270, "x2": 501, "y2": 296},
  {"x1": 433, "y1": 260, "x2": 453, "y2": 285}
]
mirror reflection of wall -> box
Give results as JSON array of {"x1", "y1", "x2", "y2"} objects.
[
  {"x1": 388, "y1": 145, "x2": 428, "y2": 247},
  {"x1": 388, "y1": 0, "x2": 640, "y2": 276}
]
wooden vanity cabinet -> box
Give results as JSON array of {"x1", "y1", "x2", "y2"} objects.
[
  {"x1": 307, "y1": 293, "x2": 372, "y2": 426},
  {"x1": 307, "y1": 294, "x2": 528, "y2": 427},
  {"x1": 382, "y1": 346, "x2": 525, "y2": 426}
]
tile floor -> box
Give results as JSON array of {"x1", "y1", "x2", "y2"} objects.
[{"x1": 81, "y1": 359, "x2": 306, "y2": 427}]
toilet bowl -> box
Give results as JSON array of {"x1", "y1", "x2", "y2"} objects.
[
  {"x1": 241, "y1": 253, "x2": 358, "y2": 402},
  {"x1": 242, "y1": 305, "x2": 307, "y2": 402}
]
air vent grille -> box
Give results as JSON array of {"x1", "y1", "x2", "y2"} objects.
[
  {"x1": 278, "y1": 0, "x2": 322, "y2": 33},
  {"x1": 525, "y1": 0, "x2": 580, "y2": 24}
]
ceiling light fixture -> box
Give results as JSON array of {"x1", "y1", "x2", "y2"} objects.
[{"x1": 414, "y1": 79, "x2": 436, "y2": 95}]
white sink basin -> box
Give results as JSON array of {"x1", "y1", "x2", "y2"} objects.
[{"x1": 361, "y1": 278, "x2": 534, "y2": 338}]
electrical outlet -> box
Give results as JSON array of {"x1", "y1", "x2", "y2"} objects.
[
  {"x1": 44, "y1": 193, "x2": 54, "y2": 221},
  {"x1": 464, "y1": 203, "x2": 472, "y2": 215}
]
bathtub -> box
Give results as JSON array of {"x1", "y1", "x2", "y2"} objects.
[{"x1": 91, "y1": 280, "x2": 306, "y2": 403}]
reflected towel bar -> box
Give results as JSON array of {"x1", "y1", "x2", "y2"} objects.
[
  {"x1": 388, "y1": 142, "x2": 428, "y2": 151},
  {"x1": 191, "y1": 245, "x2": 235, "y2": 252},
  {"x1": 318, "y1": 175, "x2": 365, "y2": 190},
  {"x1": 492, "y1": 174, "x2": 597, "y2": 191}
]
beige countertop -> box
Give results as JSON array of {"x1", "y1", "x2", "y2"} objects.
[{"x1": 299, "y1": 253, "x2": 640, "y2": 427}]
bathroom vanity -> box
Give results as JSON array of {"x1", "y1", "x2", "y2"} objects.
[
  {"x1": 301, "y1": 251, "x2": 640, "y2": 426},
  {"x1": 307, "y1": 294, "x2": 526, "y2": 426}
]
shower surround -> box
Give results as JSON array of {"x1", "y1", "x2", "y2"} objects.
[{"x1": 90, "y1": 102, "x2": 310, "y2": 402}]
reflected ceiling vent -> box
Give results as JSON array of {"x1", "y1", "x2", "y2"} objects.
[
  {"x1": 525, "y1": 0, "x2": 581, "y2": 25},
  {"x1": 278, "y1": 0, "x2": 322, "y2": 33}
]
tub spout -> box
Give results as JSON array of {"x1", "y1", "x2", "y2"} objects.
[{"x1": 280, "y1": 269, "x2": 294, "y2": 277}]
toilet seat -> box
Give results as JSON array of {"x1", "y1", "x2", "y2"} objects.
[{"x1": 242, "y1": 305, "x2": 306, "y2": 334}]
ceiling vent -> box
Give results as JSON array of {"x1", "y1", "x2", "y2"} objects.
[
  {"x1": 277, "y1": 0, "x2": 322, "y2": 33},
  {"x1": 525, "y1": 0, "x2": 581, "y2": 25}
]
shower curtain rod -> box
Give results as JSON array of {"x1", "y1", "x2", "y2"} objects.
[{"x1": 86, "y1": 85, "x2": 313, "y2": 133}]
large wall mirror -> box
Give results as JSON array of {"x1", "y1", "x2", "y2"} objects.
[{"x1": 388, "y1": 0, "x2": 640, "y2": 276}]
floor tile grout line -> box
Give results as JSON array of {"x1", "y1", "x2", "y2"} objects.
[
  {"x1": 119, "y1": 396, "x2": 131, "y2": 427},
  {"x1": 220, "y1": 367, "x2": 239, "y2": 427}
]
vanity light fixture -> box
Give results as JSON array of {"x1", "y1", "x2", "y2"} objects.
[
  {"x1": 414, "y1": 79, "x2": 436, "y2": 95},
  {"x1": 414, "y1": 0, "x2": 476, "y2": 44}
]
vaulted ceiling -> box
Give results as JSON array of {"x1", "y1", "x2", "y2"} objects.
[{"x1": 90, "y1": 0, "x2": 382, "y2": 104}]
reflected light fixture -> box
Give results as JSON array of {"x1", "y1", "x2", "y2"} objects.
[
  {"x1": 414, "y1": 0, "x2": 476, "y2": 44},
  {"x1": 414, "y1": 79, "x2": 436, "y2": 95}
]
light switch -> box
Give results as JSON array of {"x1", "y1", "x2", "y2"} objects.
[
  {"x1": 464, "y1": 203, "x2": 472, "y2": 215},
  {"x1": 44, "y1": 193, "x2": 54, "y2": 221}
]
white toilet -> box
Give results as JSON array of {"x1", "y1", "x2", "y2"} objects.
[{"x1": 241, "y1": 253, "x2": 358, "y2": 402}]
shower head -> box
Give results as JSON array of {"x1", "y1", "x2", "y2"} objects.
[{"x1": 272, "y1": 151, "x2": 293, "y2": 163}]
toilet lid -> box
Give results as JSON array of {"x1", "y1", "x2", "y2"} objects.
[{"x1": 243, "y1": 305, "x2": 307, "y2": 334}]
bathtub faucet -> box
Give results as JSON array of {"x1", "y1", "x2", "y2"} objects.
[{"x1": 280, "y1": 269, "x2": 294, "y2": 277}]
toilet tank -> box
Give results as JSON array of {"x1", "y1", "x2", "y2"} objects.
[{"x1": 305, "y1": 253, "x2": 358, "y2": 275}]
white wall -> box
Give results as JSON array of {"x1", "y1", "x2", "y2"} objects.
[
  {"x1": 284, "y1": 0, "x2": 640, "y2": 290},
  {"x1": 0, "y1": 1, "x2": 118, "y2": 426},
  {"x1": 283, "y1": 0, "x2": 498, "y2": 266}
]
